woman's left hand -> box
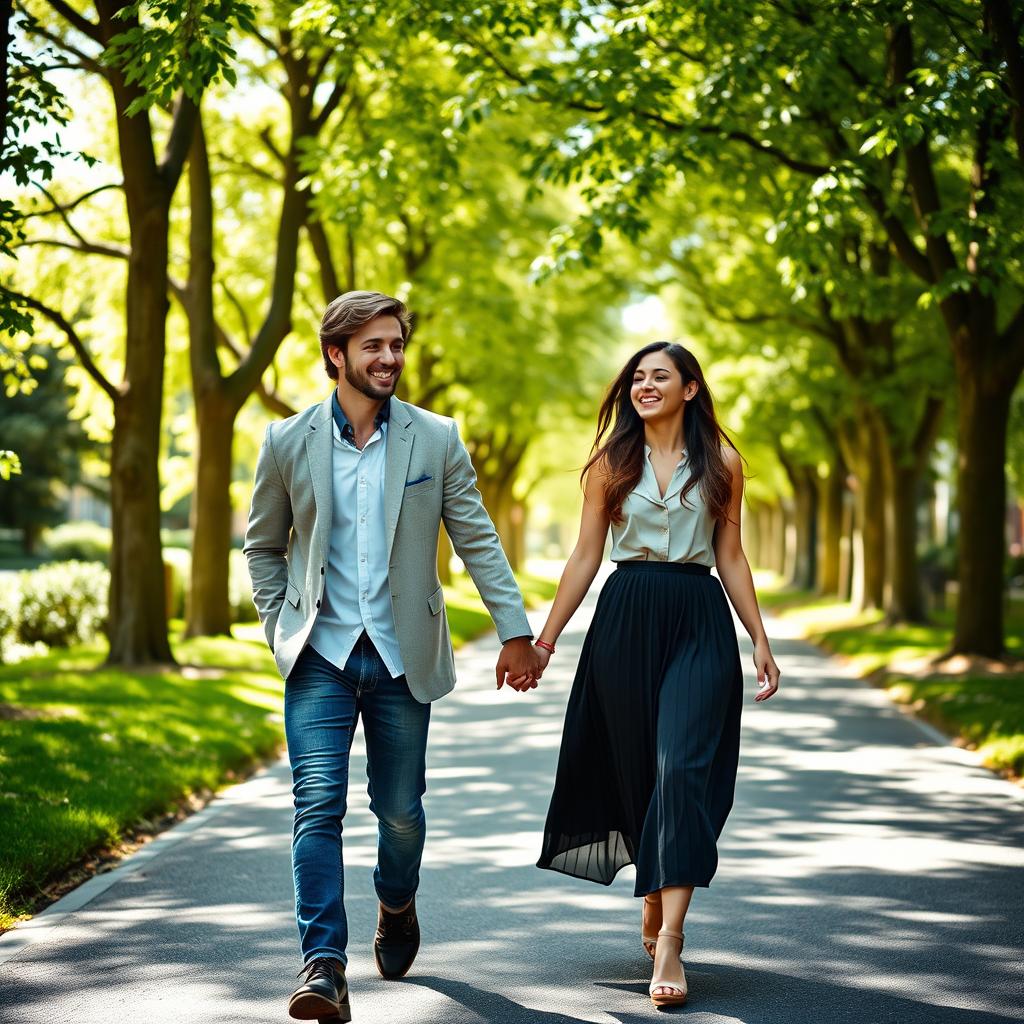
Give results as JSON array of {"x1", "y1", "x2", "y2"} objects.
[{"x1": 753, "y1": 639, "x2": 780, "y2": 702}]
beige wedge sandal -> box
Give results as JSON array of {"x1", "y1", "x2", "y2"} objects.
[
  {"x1": 641, "y1": 895, "x2": 661, "y2": 959},
  {"x1": 648, "y1": 928, "x2": 688, "y2": 1008}
]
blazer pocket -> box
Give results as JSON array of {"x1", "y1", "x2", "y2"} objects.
[
  {"x1": 285, "y1": 581, "x2": 301, "y2": 608},
  {"x1": 427, "y1": 585, "x2": 444, "y2": 616},
  {"x1": 404, "y1": 478, "x2": 437, "y2": 499}
]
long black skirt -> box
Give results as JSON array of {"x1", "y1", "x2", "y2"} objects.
[{"x1": 537, "y1": 561, "x2": 743, "y2": 894}]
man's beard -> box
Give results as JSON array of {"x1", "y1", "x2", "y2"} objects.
[{"x1": 345, "y1": 362, "x2": 399, "y2": 401}]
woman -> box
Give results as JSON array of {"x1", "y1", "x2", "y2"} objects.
[{"x1": 533, "y1": 341, "x2": 781, "y2": 1007}]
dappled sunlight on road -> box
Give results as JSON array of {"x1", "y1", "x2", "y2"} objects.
[{"x1": 1, "y1": 586, "x2": 1022, "y2": 1024}]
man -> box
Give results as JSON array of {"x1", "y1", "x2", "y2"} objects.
[{"x1": 244, "y1": 290, "x2": 542, "y2": 1022}]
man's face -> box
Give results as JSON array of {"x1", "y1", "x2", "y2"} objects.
[{"x1": 330, "y1": 314, "x2": 406, "y2": 401}]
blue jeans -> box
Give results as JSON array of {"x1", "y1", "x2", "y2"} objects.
[{"x1": 284, "y1": 634, "x2": 431, "y2": 966}]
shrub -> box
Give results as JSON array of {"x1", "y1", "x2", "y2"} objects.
[
  {"x1": 163, "y1": 547, "x2": 192, "y2": 620},
  {"x1": 17, "y1": 561, "x2": 109, "y2": 647},
  {"x1": 230, "y1": 548, "x2": 258, "y2": 623},
  {"x1": 0, "y1": 579, "x2": 18, "y2": 661},
  {"x1": 1007, "y1": 553, "x2": 1024, "y2": 589},
  {"x1": 161, "y1": 528, "x2": 192, "y2": 550},
  {"x1": 42, "y1": 522, "x2": 112, "y2": 564}
]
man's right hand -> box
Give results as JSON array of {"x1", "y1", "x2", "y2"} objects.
[{"x1": 496, "y1": 637, "x2": 544, "y2": 692}]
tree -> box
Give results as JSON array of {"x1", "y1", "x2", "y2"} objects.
[
  {"x1": 175, "y1": 11, "x2": 360, "y2": 636},
  {"x1": 0, "y1": 345, "x2": 94, "y2": 552},
  {"x1": 15, "y1": 0, "x2": 252, "y2": 664},
  {"x1": 441, "y1": 0, "x2": 1020, "y2": 653}
]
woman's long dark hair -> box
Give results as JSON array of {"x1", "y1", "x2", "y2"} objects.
[{"x1": 583, "y1": 341, "x2": 740, "y2": 525}]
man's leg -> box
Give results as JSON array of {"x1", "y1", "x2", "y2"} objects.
[
  {"x1": 359, "y1": 641, "x2": 430, "y2": 976},
  {"x1": 284, "y1": 646, "x2": 358, "y2": 968}
]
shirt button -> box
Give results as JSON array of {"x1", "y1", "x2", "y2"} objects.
[
  {"x1": 316, "y1": 600, "x2": 321, "y2": 608},
  {"x1": 320, "y1": 566, "x2": 325, "y2": 575}
]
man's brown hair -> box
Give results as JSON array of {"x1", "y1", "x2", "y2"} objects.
[{"x1": 319, "y1": 290, "x2": 412, "y2": 380}]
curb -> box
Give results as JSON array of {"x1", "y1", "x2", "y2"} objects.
[{"x1": 0, "y1": 756, "x2": 289, "y2": 967}]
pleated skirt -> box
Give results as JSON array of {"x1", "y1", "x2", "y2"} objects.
[{"x1": 536, "y1": 560, "x2": 743, "y2": 894}]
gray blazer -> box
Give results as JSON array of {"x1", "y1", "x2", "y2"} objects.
[{"x1": 243, "y1": 394, "x2": 531, "y2": 701}]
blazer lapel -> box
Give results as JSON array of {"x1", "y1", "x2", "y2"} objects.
[
  {"x1": 304, "y1": 395, "x2": 335, "y2": 557},
  {"x1": 384, "y1": 397, "x2": 414, "y2": 560}
]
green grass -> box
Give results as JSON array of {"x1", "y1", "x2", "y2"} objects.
[
  {"x1": 757, "y1": 578, "x2": 1024, "y2": 777},
  {"x1": 885, "y1": 675, "x2": 1024, "y2": 779},
  {"x1": 0, "y1": 569, "x2": 556, "y2": 930},
  {"x1": 0, "y1": 632, "x2": 284, "y2": 930},
  {"x1": 444, "y1": 569, "x2": 558, "y2": 647}
]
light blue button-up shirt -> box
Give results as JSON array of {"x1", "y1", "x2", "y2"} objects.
[{"x1": 308, "y1": 394, "x2": 405, "y2": 677}]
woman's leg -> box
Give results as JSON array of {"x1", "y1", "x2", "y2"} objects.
[{"x1": 651, "y1": 884, "x2": 692, "y2": 995}]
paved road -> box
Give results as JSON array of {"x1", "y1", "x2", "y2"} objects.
[{"x1": 2, "y1": 579, "x2": 1023, "y2": 1023}]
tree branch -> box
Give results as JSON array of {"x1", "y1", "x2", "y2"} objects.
[
  {"x1": 255, "y1": 378, "x2": 299, "y2": 419},
  {"x1": 30, "y1": 182, "x2": 122, "y2": 241},
  {"x1": 862, "y1": 182, "x2": 934, "y2": 283},
  {"x1": 8, "y1": 290, "x2": 119, "y2": 401},
  {"x1": 44, "y1": 0, "x2": 103, "y2": 43},
  {"x1": 24, "y1": 22, "x2": 104, "y2": 75},
  {"x1": 985, "y1": 0, "x2": 1024, "y2": 165},
  {"x1": 209, "y1": 151, "x2": 281, "y2": 184},
  {"x1": 463, "y1": 26, "x2": 832, "y2": 176},
  {"x1": 249, "y1": 24, "x2": 279, "y2": 57},
  {"x1": 259, "y1": 125, "x2": 286, "y2": 165},
  {"x1": 159, "y1": 94, "x2": 199, "y2": 186},
  {"x1": 887, "y1": 23, "x2": 960, "y2": 286},
  {"x1": 911, "y1": 393, "x2": 945, "y2": 471},
  {"x1": 219, "y1": 282, "x2": 254, "y2": 347},
  {"x1": 306, "y1": 219, "x2": 342, "y2": 303},
  {"x1": 995, "y1": 298, "x2": 1024, "y2": 383},
  {"x1": 20, "y1": 236, "x2": 129, "y2": 260},
  {"x1": 311, "y1": 72, "x2": 350, "y2": 132}
]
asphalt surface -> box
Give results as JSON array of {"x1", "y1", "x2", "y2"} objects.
[{"x1": 2, "y1": 576, "x2": 1023, "y2": 1023}]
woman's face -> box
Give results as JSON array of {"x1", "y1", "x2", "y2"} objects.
[{"x1": 630, "y1": 351, "x2": 694, "y2": 423}]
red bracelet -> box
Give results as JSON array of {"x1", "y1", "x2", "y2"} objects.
[{"x1": 535, "y1": 639, "x2": 556, "y2": 654}]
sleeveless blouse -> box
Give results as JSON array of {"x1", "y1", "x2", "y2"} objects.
[{"x1": 609, "y1": 445, "x2": 716, "y2": 566}]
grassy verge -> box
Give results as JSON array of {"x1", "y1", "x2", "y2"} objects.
[
  {"x1": 0, "y1": 569, "x2": 556, "y2": 931},
  {"x1": 0, "y1": 632, "x2": 284, "y2": 931},
  {"x1": 757, "y1": 576, "x2": 1024, "y2": 779},
  {"x1": 444, "y1": 569, "x2": 558, "y2": 645}
]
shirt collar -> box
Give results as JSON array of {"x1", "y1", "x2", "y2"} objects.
[{"x1": 331, "y1": 390, "x2": 390, "y2": 445}]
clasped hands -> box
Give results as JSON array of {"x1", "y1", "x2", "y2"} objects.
[{"x1": 495, "y1": 636, "x2": 549, "y2": 693}]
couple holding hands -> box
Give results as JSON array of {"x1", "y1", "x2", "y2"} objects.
[{"x1": 244, "y1": 290, "x2": 781, "y2": 1021}]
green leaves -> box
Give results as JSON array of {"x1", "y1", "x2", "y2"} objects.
[{"x1": 102, "y1": 0, "x2": 257, "y2": 114}]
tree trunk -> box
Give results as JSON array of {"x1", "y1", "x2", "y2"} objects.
[
  {"x1": 779, "y1": 456, "x2": 817, "y2": 591},
  {"x1": 951, "y1": 372, "x2": 1012, "y2": 655},
  {"x1": 107, "y1": 325, "x2": 173, "y2": 664},
  {"x1": 100, "y1": 0, "x2": 199, "y2": 665},
  {"x1": 105, "y1": 179, "x2": 175, "y2": 663},
  {"x1": 768, "y1": 503, "x2": 786, "y2": 575},
  {"x1": 841, "y1": 413, "x2": 887, "y2": 613},
  {"x1": 186, "y1": 397, "x2": 235, "y2": 636},
  {"x1": 838, "y1": 487, "x2": 855, "y2": 603},
  {"x1": 816, "y1": 460, "x2": 844, "y2": 595},
  {"x1": 509, "y1": 499, "x2": 527, "y2": 573},
  {"x1": 881, "y1": 441, "x2": 927, "y2": 623},
  {"x1": 183, "y1": 71, "x2": 313, "y2": 636},
  {"x1": 743, "y1": 499, "x2": 762, "y2": 569}
]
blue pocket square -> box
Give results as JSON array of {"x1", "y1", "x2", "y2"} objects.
[{"x1": 405, "y1": 474, "x2": 433, "y2": 487}]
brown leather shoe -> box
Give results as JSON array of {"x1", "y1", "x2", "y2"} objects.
[
  {"x1": 373, "y1": 896, "x2": 420, "y2": 979},
  {"x1": 288, "y1": 958, "x2": 351, "y2": 1022}
]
